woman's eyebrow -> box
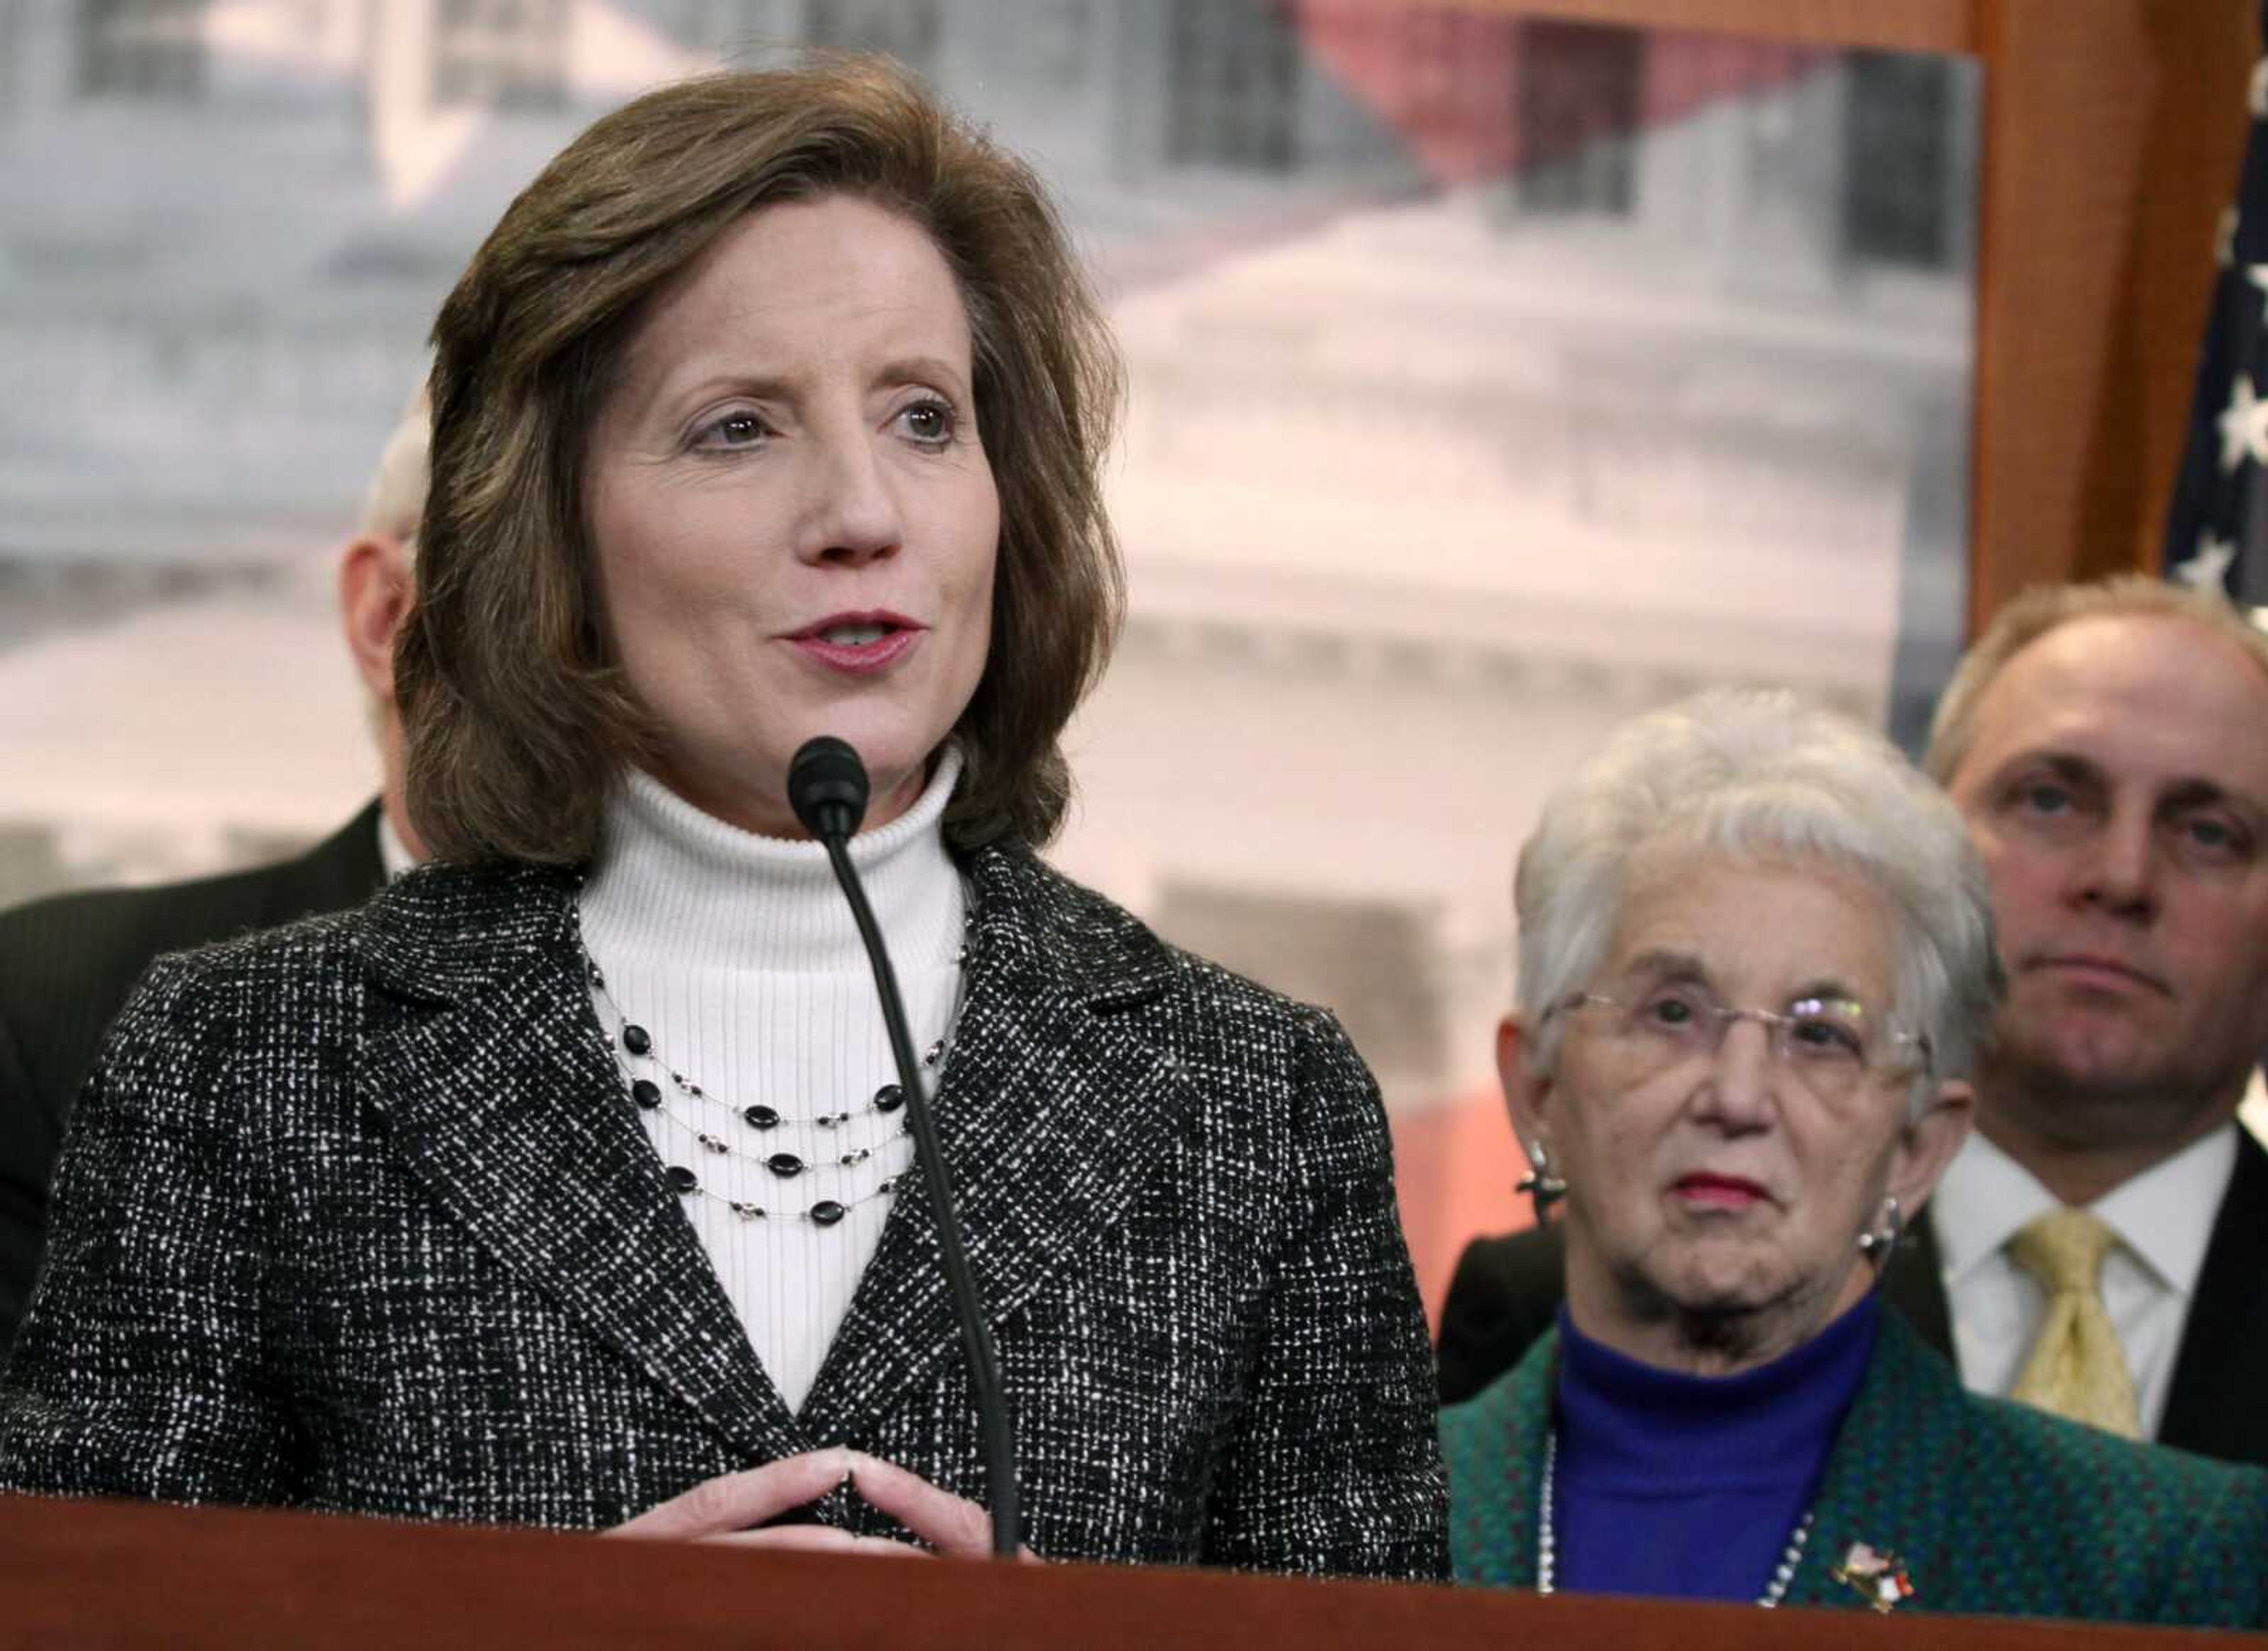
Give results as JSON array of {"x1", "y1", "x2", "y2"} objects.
[
  {"x1": 652, "y1": 370, "x2": 800, "y2": 410},
  {"x1": 1787, "y1": 977, "x2": 1869, "y2": 1008},
  {"x1": 872, "y1": 353, "x2": 969, "y2": 391},
  {"x1": 1616, "y1": 950, "x2": 1709, "y2": 985}
]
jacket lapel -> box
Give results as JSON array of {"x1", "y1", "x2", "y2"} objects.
[
  {"x1": 356, "y1": 865, "x2": 805, "y2": 1464},
  {"x1": 1784, "y1": 1312, "x2": 1964, "y2": 1613},
  {"x1": 1442, "y1": 1334, "x2": 1553, "y2": 1587},
  {"x1": 796, "y1": 847, "x2": 1200, "y2": 1447}
]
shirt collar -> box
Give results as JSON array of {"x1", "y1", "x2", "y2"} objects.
[
  {"x1": 376, "y1": 807, "x2": 417, "y2": 881},
  {"x1": 2096, "y1": 1125, "x2": 2236, "y2": 1292},
  {"x1": 1932, "y1": 1122, "x2": 2237, "y2": 1293}
]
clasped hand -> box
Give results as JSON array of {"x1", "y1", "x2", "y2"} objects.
[{"x1": 609, "y1": 1448, "x2": 1032, "y2": 1561}]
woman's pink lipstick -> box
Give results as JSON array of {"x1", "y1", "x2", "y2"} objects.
[
  {"x1": 1671, "y1": 1172, "x2": 1768, "y2": 1210},
  {"x1": 787, "y1": 611, "x2": 926, "y2": 676}
]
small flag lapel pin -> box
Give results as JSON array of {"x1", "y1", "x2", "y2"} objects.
[{"x1": 1829, "y1": 1541, "x2": 1915, "y2": 1614}]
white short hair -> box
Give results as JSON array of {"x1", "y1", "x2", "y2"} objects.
[
  {"x1": 358, "y1": 380, "x2": 431, "y2": 546},
  {"x1": 1514, "y1": 689, "x2": 2002, "y2": 1110}
]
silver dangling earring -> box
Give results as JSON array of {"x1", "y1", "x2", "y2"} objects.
[
  {"x1": 1856, "y1": 1195, "x2": 1904, "y2": 1265},
  {"x1": 1516, "y1": 1143, "x2": 1568, "y2": 1224}
]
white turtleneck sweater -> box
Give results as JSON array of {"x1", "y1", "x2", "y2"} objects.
[{"x1": 577, "y1": 748, "x2": 968, "y2": 1415}]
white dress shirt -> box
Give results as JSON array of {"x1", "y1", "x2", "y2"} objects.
[
  {"x1": 1931, "y1": 1123, "x2": 2237, "y2": 1439},
  {"x1": 376, "y1": 807, "x2": 417, "y2": 880}
]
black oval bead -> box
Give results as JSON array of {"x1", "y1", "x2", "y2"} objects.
[
  {"x1": 809, "y1": 1200, "x2": 847, "y2": 1228},
  {"x1": 631, "y1": 1079, "x2": 662, "y2": 1110},
  {"x1": 621, "y1": 1024, "x2": 652, "y2": 1057},
  {"x1": 742, "y1": 1105, "x2": 781, "y2": 1130},
  {"x1": 764, "y1": 1153, "x2": 806, "y2": 1179},
  {"x1": 663, "y1": 1165, "x2": 698, "y2": 1194},
  {"x1": 872, "y1": 1084, "x2": 905, "y2": 1114}
]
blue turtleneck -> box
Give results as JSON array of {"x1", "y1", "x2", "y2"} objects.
[{"x1": 1552, "y1": 1294, "x2": 1878, "y2": 1603}]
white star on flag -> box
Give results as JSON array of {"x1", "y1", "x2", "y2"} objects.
[
  {"x1": 2252, "y1": 55, "x2": 2268, "y2": 119},
  {"x1": 2247, "y1": 265, "x2": 2268, "y2": 325},
  {"x1": 2219, "y1": 375, "x2": 2268, "y2": 471},
  {"x1": 2176, "y1": 534, "x2": 2239, "y2": 590}
]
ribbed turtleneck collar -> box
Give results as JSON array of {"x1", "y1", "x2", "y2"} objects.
[
  {"x1": 1555, "y1": 1295, "x2": 1879, "y2": 1493},
  {"x1": 577, "y1": 746, "x2": 967, "y2": 974}
]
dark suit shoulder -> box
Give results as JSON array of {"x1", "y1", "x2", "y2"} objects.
[
  {"x1": 0, "y1": 807, "x2": 383, "y2": 1125},
  {"x1": 0, "y1": 859, "x2": 322, "y2": 1023},
  {"x1": 2160, "y1": 1130, "x2": 2268, "y2": 1468},
  {"x1": 0, "y1": 805, "x2": 380, "y2": 1011},
  {"x1": 0, "y1": 802, "x2": 382, "y2": 962},
  {"x1": 1449, "y1": 1226, "x2": 1566, "y2": 1298},
  {"x1": 1435, "y1": 1225, "x2": 1566, "y2": 1404}
]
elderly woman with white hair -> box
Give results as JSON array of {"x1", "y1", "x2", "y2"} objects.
[{"x1": 1443, "y1": 690, "x2": 2267, "y2": 1626}]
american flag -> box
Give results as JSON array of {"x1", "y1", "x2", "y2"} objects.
[{"x1": 2161, "y1": 1, "x2": 2268, "y2": 605}]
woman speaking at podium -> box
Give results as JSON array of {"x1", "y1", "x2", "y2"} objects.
[{"x1": 0, "y1": 58, "x2": 1446, "y2": 1578}]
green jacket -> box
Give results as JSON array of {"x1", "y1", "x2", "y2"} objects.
[{"x1": 1442, "y1": 1309, "x2": 2268, "y2": 1627}]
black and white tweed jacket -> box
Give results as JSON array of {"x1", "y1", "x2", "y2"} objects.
[{"x1": 0, "y1": 844, "x2": 1448, "y2": 1579}]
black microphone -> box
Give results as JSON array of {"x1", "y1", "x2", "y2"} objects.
[
  {"x1": 787, "y1": 737, "x2": 1019, "y2": 1559},
  {"x1": 787, "y1": 737, "x2": 867, "y2": 840}
]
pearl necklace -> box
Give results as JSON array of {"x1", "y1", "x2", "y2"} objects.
[{"x1": 1536, "y1": 1430, "x2": 1813, "y2": 1608}]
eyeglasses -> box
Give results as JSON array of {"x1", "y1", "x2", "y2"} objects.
[{"x1": 1555, "y1": 988, "x2": 1931, "y2": 1102}]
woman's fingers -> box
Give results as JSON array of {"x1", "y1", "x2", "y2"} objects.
[
  {"x1": 839, "y1": 1452, "x2": 1020, "y2": 1560},
  {"x1": 706, "y1": 1525, "x2": 934, "y2": 1557},
  {"x1": 608, "y1": 1448, "x2": 1035, "y2": 1562},
  {"x1": 609, "y1": 1448, "x2": 852, "y2": 1539}
]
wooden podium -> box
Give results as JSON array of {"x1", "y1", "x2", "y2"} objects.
[{"x1": 0, "y1": 1493, "x2": 2247, "y2": 1648}]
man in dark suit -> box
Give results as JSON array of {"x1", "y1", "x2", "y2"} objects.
[
  {"x1": 0, "y1": 391, "x2": 428, "y2": 1347},
  {"x1": 1439, "y1": 578, "x2": 2268, "y2": 1470}
]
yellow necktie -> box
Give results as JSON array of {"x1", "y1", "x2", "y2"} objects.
[{"x1": 2006, "y1": 1208, "x2": 2142, "y2": 1438}]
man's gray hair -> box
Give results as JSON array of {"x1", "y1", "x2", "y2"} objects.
[
  {"x1": 358, "y1": 381, "x2": 431, "y2": 547},
  {"x1": 1514, "y1": 689, "x2": 2002, "y2": 1111}
]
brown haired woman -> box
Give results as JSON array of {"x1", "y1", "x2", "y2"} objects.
[{"x1": 0, "y1": 59, "x2": 1446, "y2": 1579}]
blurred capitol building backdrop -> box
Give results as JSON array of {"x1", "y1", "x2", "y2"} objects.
[{"x1": 0, "y1": 0, "x2": 1979, "y2": 1310}]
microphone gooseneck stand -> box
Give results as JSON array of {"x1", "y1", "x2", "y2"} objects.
[{"x1": 786, "y1": 738, "x2": 1021, "y2": 1559}]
